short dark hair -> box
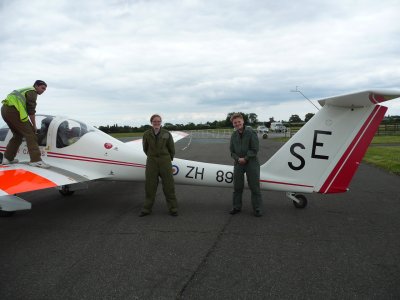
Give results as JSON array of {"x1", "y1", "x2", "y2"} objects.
[
  {"x1": 150, "y1": 114, "x2": 162, "y2": 123},
  {"x1": 34, "y1": 80, "x2": 47, "y2": 87},
  {"x1": 230, "y1": 113, "x2": 243, "y2": 122}
]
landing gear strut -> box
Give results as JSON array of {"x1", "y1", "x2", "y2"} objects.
[{"x1": 58, "y1": 182, "x2": 88, "y2": 196}]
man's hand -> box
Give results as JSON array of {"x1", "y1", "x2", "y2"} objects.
[
  {"x1": 238, "y1": 158, "x2": 247, "y2": 165},
  {"x1": 29, "y1": 115, "x2": 37, "y2": 132}
]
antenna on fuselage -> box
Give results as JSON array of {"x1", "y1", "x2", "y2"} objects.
[{"x1": 290, "y1": 86, "x2": 320, "y2": 111}]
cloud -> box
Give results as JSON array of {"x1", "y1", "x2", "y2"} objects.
[{"x1": 0, "y1": 0, "x2": 399, "y2": 127}]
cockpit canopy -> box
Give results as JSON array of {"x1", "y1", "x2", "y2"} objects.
[
  {"x1": 38, "y1": 115, "x2": 96, "y2": 148},
  {"x1": 1, "y1": 115, "x2": 97, "y2": 148}
]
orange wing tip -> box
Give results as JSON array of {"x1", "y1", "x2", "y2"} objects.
[{"x1": 0, "y1": 169, "x2": 57, "y2": 194}]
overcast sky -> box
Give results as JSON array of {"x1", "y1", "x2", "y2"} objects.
[{"x1": 1, "y1": 0, "x2": 399, "y2": 127}]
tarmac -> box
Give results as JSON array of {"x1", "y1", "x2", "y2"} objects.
[{"x1": 1, "y1": 136, "x2": 400, "y2": 299}]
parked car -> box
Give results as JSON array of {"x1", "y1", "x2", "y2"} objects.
[
  {"x1": 256, "y1": 126, "x2": 269, "y2": 139},
  {"x1": 270, "y1": 122, "x2": 287, "y2": 132},
  {"x1": 256, "y1": 126, "x2": 269, "y2": 134}
]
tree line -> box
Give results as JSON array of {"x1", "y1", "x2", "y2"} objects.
[{"x1": 97, "y1": 112, "x2": 400, "y2": 134}]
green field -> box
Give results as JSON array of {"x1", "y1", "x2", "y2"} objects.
[
  {"x1": 364, "y1": 135, "x2": 400, "y2": 175},
  {"x1": 371, "y1": 135, "x2": 400, "y2": 144},
  {"x1": 364, "y1": 146, "x2": 400, "y2": 175}
]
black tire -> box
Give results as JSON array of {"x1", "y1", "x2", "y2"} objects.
[
  {"x1": 293, "y1": 194, "x2": 307, "y2": 208},
  {"x1": 262, "y1": 133, "x2": 268, "y2": 139},
  {"x1": 0, "y1": 210, "x2": 15, "y2": 217},
  {"x1": 59, "y1": 186, "x2": 75, "y2": 196}
]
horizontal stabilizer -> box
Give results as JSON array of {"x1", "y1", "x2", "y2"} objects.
[{"x1": 318, "y1": 90, "x2": 400, "y2": 108}]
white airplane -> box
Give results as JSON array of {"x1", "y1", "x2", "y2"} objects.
[{"x1": 1, "y1": 89, "x2": 399, "y2": 217}]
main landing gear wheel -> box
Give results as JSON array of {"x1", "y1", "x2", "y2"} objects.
[
  {"x1": 59, "y1": 185, "x2": 75, "y2": 196},
  {"x1": 293, "y1": 194, "x2": 307, "y2": 209}
]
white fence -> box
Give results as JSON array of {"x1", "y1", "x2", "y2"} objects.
[
  {"x1": 184, "y1": 129, "x2": 233, "y2": 139},
  {"x1": 183, "y1": 129, "x2": 293, "y2": 139}
]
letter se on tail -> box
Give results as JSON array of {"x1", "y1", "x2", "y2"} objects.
[{"x1": 0, "y1": 89, "x2": 399, "y2": 215}]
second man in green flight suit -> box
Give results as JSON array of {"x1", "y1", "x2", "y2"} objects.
[{"x1": 229, "y1": 113, "x2": 263, "y2": 217}]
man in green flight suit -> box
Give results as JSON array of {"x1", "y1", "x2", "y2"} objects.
[
  {"x1": 229, "y1": 113, "x2": 263, "y2": 217},
  {"x1": 139, "y1": 114, "x2": 178, "y2": 217}
]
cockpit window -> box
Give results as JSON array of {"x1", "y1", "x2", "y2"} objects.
[
  {"x1": 56, "y1": 119, "x2": 92, "y2": 148},
  {"x1": 0, "y1": 126, "x2": 9, "y2": 142},
  {"x1": 37, "y1": 115, "x2": 54, "y2": 146}
]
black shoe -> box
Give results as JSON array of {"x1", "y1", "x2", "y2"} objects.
[
  {"x1": 139, "y1": 211, "x2": 150, "y2": 217},
  {"x1": 254, "y1": 210, "x2": 262, "y2": 217},
  {"x1": 229, "y1": 208, "x2": 241, "y2": 215},
  {"x1": 170, "y1": 211, "x2": 178, "y2": 216}
]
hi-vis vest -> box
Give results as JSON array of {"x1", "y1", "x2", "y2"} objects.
[{"x1": 2, "y1": 86, "x2": 35, "y2": 122}]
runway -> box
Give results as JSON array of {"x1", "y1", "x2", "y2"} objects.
[{"x1": 1, "y1": 137, "x2": 400, "y2": 299}]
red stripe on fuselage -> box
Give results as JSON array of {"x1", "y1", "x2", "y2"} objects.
[
  {"x1": 0, "y1": 169, "x2": 57, "y2": 194},
  {"x1": 47, "y1": 152, "x2": 146, "y2": 168},
  {"x1": 260, "y1": 179, "x2": 313, "y2": 188},
  {"x1": 319, "y1": 105, "x2": 387, "y2": 194}
]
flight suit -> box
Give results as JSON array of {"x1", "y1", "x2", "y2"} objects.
[
  {"x1": 142, "y1": 128, "x2": 178, "y2": 214},
  {"x1": 230, "y1": 126, "x2": 262, "y2": 213},
  {"x1": 1, "y1": 87, "x2": 41, "y2": 162}
]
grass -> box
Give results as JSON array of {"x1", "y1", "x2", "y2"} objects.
[
  {"x1": 364, "y1": 136, "x2": 400, "y2": 175},
  {"x1": 364, "y1": 147, "x2": 400, "y2": 175},
  {"x1": 371, "y1": 135, "x2": 400, "y2": 144}
]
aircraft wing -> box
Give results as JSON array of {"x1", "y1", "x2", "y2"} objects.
[
  {"x1": 0, "y1": 163, "x2": 107, "y2": 212},
  {"x1": 124, "y1": 131, "x2": 189, "y2": 148},
  {"x1": 0, "y1": 163, "x2": 99, "y2": 195}
]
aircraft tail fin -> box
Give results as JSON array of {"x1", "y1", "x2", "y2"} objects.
[{"x1": 260, "y1": 90, "x2": 400, "y2": 194}]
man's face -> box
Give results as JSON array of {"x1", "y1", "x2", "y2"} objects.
[
  {"x1": 232, "y1": 117, "x2": 244, "y2": 131},
  {"x1": 35, "y1": 84, "x2": 47, "y2": 95},
  {"x1": 151, "y1": 117, "x2": 162, "y2": 130}
]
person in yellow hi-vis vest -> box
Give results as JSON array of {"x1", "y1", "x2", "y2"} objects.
[
  {"x1": 1, "y1": 80, "x2": 50, "y2": 168},
  {"x1": 139, "y1": 114, "x2": 178, "y2": 217}
]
